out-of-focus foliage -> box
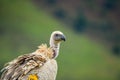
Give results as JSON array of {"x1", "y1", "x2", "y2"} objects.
[
  {"x1": 34, "y1": 0, "x2": 120, "y2": 56},
  {"x1": 0, "y1": 0, "x2": 120, "y2": 80}
]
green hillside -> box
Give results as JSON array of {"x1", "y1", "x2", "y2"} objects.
[{"x1": 0, "y1": 1, "x2": 120, "y2": 80}]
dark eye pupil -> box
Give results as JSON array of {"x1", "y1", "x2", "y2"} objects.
[
  {"x1": 55, "y1": 34, "x2": 59, "y2": 36},
  {"x1": 55, "y1": 34, "x2": 58, "y2": 36}
]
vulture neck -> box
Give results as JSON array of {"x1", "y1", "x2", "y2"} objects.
[{"x1": 50, "y1": 39, "x2": 60, "y2": 59}]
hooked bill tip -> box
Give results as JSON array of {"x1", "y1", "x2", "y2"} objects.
[{"x1": 61, "y1": 35, "x2": 66, "y2": 41}]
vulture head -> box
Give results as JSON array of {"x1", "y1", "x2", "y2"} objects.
[{"x1": 49, "y1": 31, "x2": 66, "y2": 58}]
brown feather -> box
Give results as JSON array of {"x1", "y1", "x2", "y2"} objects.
[{"x1": 0, "y1": 44, "x2": 52, "y2": 80}]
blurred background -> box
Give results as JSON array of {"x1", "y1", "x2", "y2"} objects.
[{"x1": 0, "y1": 0, "x2": 120, "y2": 80}]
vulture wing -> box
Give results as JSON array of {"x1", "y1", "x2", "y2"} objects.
[{"x1": 0, "y1": 53, "x2": 46, "y2": 80}]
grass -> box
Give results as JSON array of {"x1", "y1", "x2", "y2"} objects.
[{"x1": 0, "y1": 0, "x2": 120, "y2": 80}]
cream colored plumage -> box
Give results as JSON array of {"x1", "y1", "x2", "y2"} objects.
[{"x1": 0, "y1": 31, "x2": 66, "y2": 80}]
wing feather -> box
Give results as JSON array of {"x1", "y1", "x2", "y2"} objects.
[{"x1": 0, "y1": 54, "x2": 47, "y2": 80}]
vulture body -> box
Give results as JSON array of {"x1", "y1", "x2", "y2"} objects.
[{"x1": 0, "y1": 31, "x2": 66, "y2": 80}]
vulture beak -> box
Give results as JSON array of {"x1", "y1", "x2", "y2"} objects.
[{"x1": 61, "y1": 35, "x2": 66, "y2": 41}]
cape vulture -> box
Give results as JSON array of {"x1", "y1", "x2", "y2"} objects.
[{"x1": 0, "y1": 31, "x2": 66, "y2": 80}]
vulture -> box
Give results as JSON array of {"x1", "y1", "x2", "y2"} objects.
[{"x1": 0, "y1": 31, "x2": 66, "y2": 80}]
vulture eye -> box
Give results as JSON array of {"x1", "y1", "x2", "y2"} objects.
[{"x1": 55, "y1": 34, "x2": 59, "y2": 37}]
